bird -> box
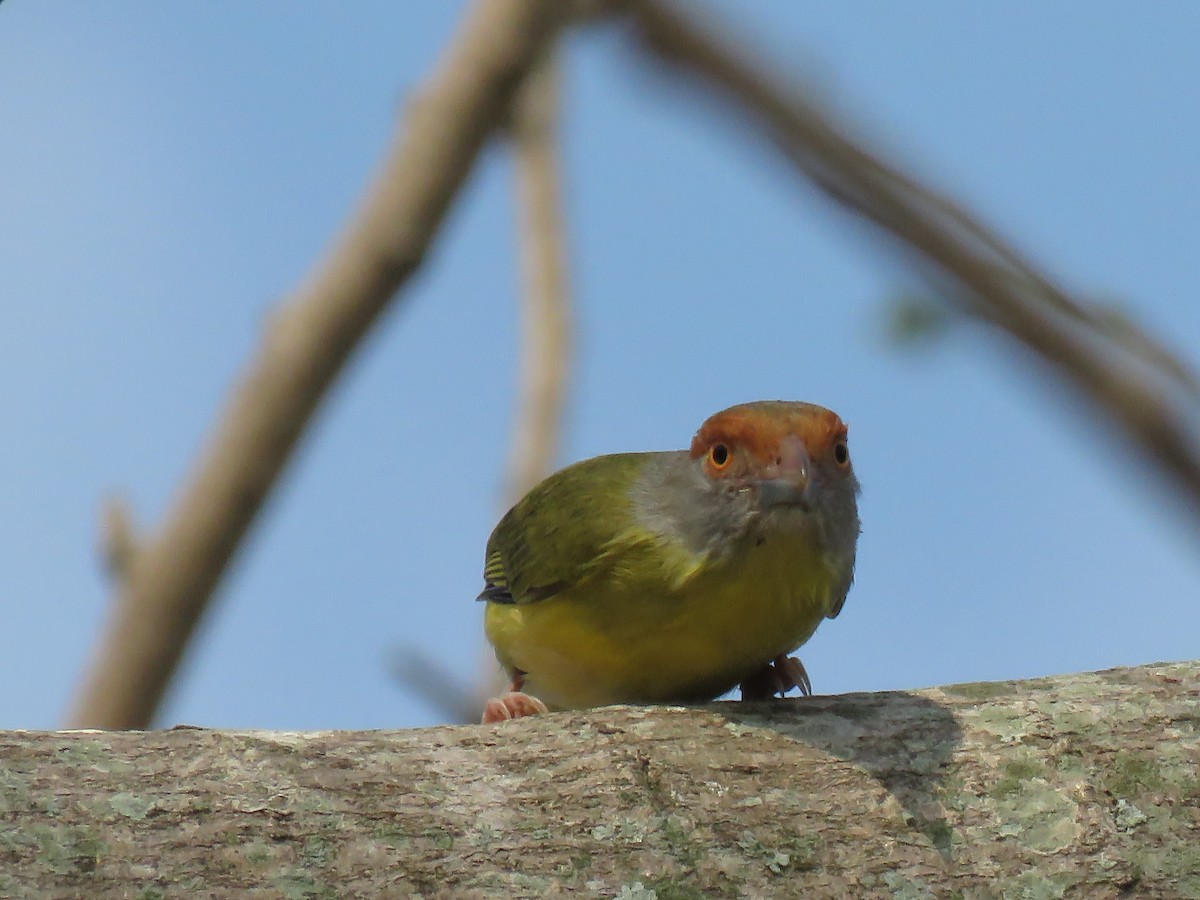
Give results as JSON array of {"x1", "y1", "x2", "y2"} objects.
[{"x1": 477, "y1": 400, "x2": 860, "y2": 723}]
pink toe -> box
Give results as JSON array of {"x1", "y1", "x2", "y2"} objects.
[{"x1": 481, "y1": 691, "x2": 548, "y2": 724}]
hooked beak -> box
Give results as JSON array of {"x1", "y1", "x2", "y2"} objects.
[{"x1": 754, "y1": 434, "x2": 812, "y2": 508}]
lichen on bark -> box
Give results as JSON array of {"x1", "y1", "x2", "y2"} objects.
[{"x1": 0, "y1": 661, "x2": 1197, "y2": 898}]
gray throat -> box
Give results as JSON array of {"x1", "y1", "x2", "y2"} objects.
[{"x1": 628, "y1": 452, "x2": 760, "y2": 560}]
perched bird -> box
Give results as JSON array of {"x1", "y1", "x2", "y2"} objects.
[{"x1": 478, "y1": 400, "x2": 860, "y2": 723}]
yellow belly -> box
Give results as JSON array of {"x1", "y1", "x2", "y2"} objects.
[{"x1": 484, "y1": 533, "x2": 837, "y2": 710}]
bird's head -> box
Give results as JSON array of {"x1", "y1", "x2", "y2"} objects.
[
  {"x1": 689, "y1": 400, "x2": 857, "y2": 515},
  {"x1": 634, "y1": 401, "x2": 860, "y2": 563}
]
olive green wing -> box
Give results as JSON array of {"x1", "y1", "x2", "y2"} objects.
[{"x1": 478, "y1": 452, "x2": 660, "y2": 606}]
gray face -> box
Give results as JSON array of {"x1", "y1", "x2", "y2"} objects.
[
  {"x1": 630, "y1": 448, "x2": 860, "y2": 575},
  {"x1": 630, "y1": 447, "x2": 860, "y2": 621}
]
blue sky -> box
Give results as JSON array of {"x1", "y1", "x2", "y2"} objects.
[{"x1": 1, "y1": 3, "x2": 1197, "y2": 730}]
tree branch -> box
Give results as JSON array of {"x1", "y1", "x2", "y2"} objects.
[
  {"x1": 615, "y1": 0, "x2": 1200, "y2": 527},
  {"x1": 11, "y1": 661, "x2": 1199, "y2": 896},
  {"x1": 96, "y1": 496, "x2": 137, "y2": 584},
  {"x1": 67, "y1": 0, "x2": 565, "y2": 730},
  {"x1": 392, "y1": 47, "x2": 576, "y2": 724},
  {"x1": 506, "y1": 46, "x2": 574, "y2": 509}
]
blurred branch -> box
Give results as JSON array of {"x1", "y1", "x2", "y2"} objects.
[
  {"x1": 387, "y1": 646, "x2": 481, "y2": 726},
  {"x1": 396, "y1": 48, "x2": 575, "y2": 724},
  {"x1": 612, "y1": 0, "x2": 1200, "y2": 526},
  {"x1": 97, "y1": 495, "x2": 138, "y2": 583},
  {"x1": 67, "y1": 0, "x2": 565, "y2": 729},
  {"x1": 506, "y1": 47, "x2": 573, "y2": 507}
]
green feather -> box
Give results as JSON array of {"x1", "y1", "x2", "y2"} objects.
[{"x1": 482, "y1": 452, "x2": 673, "y2": 605}]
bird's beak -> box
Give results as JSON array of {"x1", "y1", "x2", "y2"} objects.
[{"x1": 755, "y1": 434, "x2": 812, "y2": 507}]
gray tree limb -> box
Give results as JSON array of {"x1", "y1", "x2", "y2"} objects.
[{"x1": 10, "y1": 661, "x2": 1199, "y2": 898}]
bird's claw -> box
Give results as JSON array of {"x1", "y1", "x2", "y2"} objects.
[
  {"x1": 481, "y1": 691, "x2": 549, "y2": 723},
  {"x1": 740, "y1": 654, "x2": 812, "y2": 700},
  {"x1": 482, "y1": 670, "x2": 549, "y2": 723}
]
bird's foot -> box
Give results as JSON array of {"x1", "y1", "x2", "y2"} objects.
[
  {"x1": 481, "y1": 670, "x2": 548, "y2": 723},
  {"x1": 740, "y1": 654, "x2": 813, "y2": 700},
  {"x1": 481, "y1": 691, "x2": 548, "y2": 723}
]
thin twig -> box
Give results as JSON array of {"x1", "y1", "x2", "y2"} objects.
[
  {"x1": 67, "y1": 0, "x2": 565, "y2": 729},
  {"x1": 98, "y1": 495, "x2": 138, "y2": 584},
  {"x1": 489, "y1": 47, "x2": 575, "y2": 713},
  {"x1": 506, "y1": 47, "x2": 573, "y2": 508},
  {"x1": 387, "y1": 647, "x2": 482, "y2": 726},
  {"x1": 395, "y1": 49, "x2": 575, "y2": 723},
  {"x1": 616, "y1": 0, "x2": 1200, "y2": 525}
]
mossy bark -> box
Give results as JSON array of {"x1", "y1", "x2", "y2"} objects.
[{"x1": 2, "y1": 661, "x2": 1197, "y2": 898}]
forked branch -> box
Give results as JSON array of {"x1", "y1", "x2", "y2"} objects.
[{"x1": 68, "y1": 0, "x2": 565, "y2": 729}]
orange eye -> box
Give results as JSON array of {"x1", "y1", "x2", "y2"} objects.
[
  {"x1": 708, "y1": 443, "x2": 731, "y2": 470},
  {"x1": 834, "y1": 441, "x2": 850, "y2": 467}
]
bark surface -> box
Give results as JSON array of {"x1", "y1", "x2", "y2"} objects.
[{"x1": 4, "y1": 661, "x2": 1198, "y2": 898}]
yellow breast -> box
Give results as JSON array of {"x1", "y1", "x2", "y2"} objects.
[{"x1": 484, "y1": 528, "x2": 838, "y2": 710}]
